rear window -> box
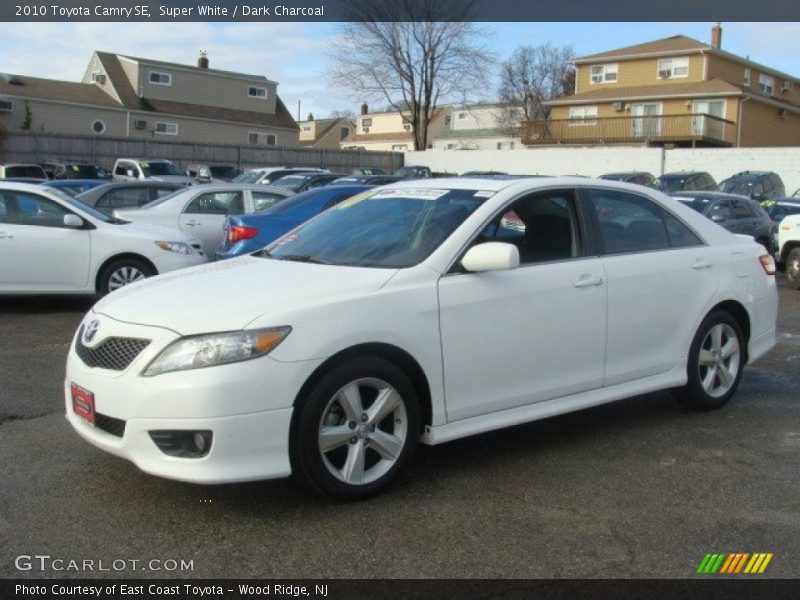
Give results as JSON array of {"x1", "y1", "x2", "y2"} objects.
[{"x1": 5, "y1": 165, "x2": 46, "y2": 179}]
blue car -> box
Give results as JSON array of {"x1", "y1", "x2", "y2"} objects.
[
  {"x1": 42, "y1": 179, "x2": 107, "y2": 197},
  {"x1": 215, "y1": 185, "x2": 373, "y2": 260}
]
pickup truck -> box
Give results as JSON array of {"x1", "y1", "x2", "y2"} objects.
[
  {"x1": 777, "y1": 213, "x2": 800, "y2": 289},
  {"x1": 112, "y1": 158, "x2": 193, "y2": 186},
  {"x1": 391, "y1": 165, "x2": 455, "y2": 179}
]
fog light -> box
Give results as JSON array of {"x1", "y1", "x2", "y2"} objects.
[{"x1": 149, "y1": 430, "x2": 212, "y2": 458}]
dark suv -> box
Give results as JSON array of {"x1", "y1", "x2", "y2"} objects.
[
  {"x1": 40, "y1": 161, "x2": 109, "y2": 180},
  {"x1": 718, "y1": 171, "x2": 785, "y2": 203},
  {"x1": 654, "y1": 171, "x2": 717, "y2": 193},
  {"x1": 599, "y1": 172, "x2": 657, "y2": 187}
]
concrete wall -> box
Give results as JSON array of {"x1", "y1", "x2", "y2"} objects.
[{"x1": 406, "y1": 146, "x2": 800, "y2": 193}]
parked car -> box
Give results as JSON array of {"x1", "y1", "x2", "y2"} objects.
[
  {"x1": 762, "y1": 198, "x2": 800, "y2": 224},
  {"x1": 718, "y1": 171, "x2": 785, "y2": 203},
  {"x1": 330, "y1": 175, "x2": 402, "y2": 186},
  {"x1": 113, "y1": 184, "x2": 293, "y2": 257},
  {"x1": 351, "y1": 167, "x2": 386, "y2": 176},
  {"x1": 0, "y1": 163, "x2": 48, "y2": 182},
  {"x1": 654, "y1": 171, "x2": 717, "y2": 193},
  {"x1": 40, "y1": 161, "x2": 109, "y2": 180},
  {"x1": 671, "y1": 191, "x2": 775, "y2": 252},
  {"x1": 112, "y1": 158, "x2": 194, "y2": 186},
  {"x1": 65, "y1": 177, "x2": 777, "y2": 499},
  {"x1": 270, "y1": 173, "x2": 342, "y2": 193},
  {"x1": 0, "y1": 182, "x2": 205, "y2": 296},
  {"x1": 599, "y1": 172, "x2": 657, "y2": 187},
  {"x1": 234, "y1": 167, "x2": 329, "y2": 185},
  {"x1": 41, "y1": 179, "x2": 108, "y2": 197},
  {"x1": 215, "y1": 185, "x2": 373, "y2": 261},
  {"x1": 76, "y1": 182, "x2": 185, "y2": 215},
  {"x1": 186, "y1": 164, "x2": 242, "y2": 183},
  {"x1": 461, "y1": 170, "x2": 509, "y2": 177},
  {"x1": 777, "y1": 213, "x2": 800, "y2": 288},
  {"x1": 392, "y1": 165, "x2": 433, "y2": 179}
]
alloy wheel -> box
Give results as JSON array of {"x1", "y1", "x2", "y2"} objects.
[
  {"x1": 108, "y1": 266, "x2": 147, "y2": 291},
  {"x1": 697, "y1": 323, "x2": 741, "y2": 398}
]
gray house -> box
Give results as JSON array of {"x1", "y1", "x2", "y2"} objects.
[{"x1": 0, "y1": 51, "x2": 298, "y2": 146}]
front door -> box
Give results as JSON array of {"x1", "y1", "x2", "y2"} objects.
[
  {"x1": 692, "y1": 100, "x2": 726, "y2": 140},
  {"x1": 631, "y1": 103, "x2": 662, "y2": 138},
  {"x1": 179, "y1": 191, "x2": 245, "y2": 256},
  {"x1": 437, "y1": 189, "x2": 607, "y2": 422}
]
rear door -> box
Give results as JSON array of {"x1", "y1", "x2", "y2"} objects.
[
  {"x1": 179, "y1": 190, "x2": 244, "y2": 256},
  {"x1": 584, "y1": 187, "x2": 718, "y2": 386}
]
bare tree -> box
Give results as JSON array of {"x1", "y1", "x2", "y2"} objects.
[
  {"x1": 329, "y1": 0, "x2": 493, "y2": 151},
  {"x1": 496, "y1": 43, "x2": 575, "y2": 134}
]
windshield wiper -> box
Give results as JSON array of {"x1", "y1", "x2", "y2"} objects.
[
  {"x1": 278, "y1": 254, "x2": 334, "y2": 265},
  {"x1": 108, "y1": 217, "x2": 130, "y2": 224}
]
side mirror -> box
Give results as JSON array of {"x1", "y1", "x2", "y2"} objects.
[
  {"x1": 752, "y1": 194, "x2": 765, "y2": 202},
  {"x1": 63, "y1": 214, "x2": 84, "y2": 228},
  {"x1": 461, "y1": 242, "x2": 520, "y2": 273},
  {"x1": 710, "y1": 213, "x2": 726, "y2": 223}
]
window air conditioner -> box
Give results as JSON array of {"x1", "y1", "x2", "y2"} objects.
[
  {"x1": 612, "y1": 102, "x2": 623, "y2": 111},
  {"x1": 134, "y1": 120, "x2": 147, "y2": 129},
  {"x1": 658, "y1": 70, "x2": 671, "y2": 79}
]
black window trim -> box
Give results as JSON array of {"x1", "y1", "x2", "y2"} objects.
[
  {"x1": 0, "y1": 190, "x2": 95, "y2": 230},
  {"x1": 579, "y1": 186, "x2": 707, "y2": 256}
]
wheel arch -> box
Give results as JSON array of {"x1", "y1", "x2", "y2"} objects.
[
  {"x1": 94, "y1": 253, "x2": 158, "y2": 293},
  {"x1": 291, "y1": 342, "x2": 433, "y2": 434},
  {"x1": 781, "y1": 240, "x2": 800, "y2": 262},
  {"x1": 705, "y1": 299, "x2": 751, "y2": 362}
]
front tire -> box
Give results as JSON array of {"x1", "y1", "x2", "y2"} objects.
[
  {"x1": 97, "y1": 258, "x2": 154, "y2": 296},
  {"x1": 786, "y1": 247, "x2": 800, "y2": 290},
  {"x1": 674, "y1": 310, "x2": 745, "y2": 411},
  {"x1": 291, "y1": 357, "x2": 420, "y2": 500}
]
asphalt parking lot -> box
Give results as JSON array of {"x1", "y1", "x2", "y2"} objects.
[{"x1": 1, "y1": 278, "x2": 798, "y2": 579}]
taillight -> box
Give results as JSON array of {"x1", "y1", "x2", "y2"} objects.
[
  {"x1": 759, "y1": 254, "x2": 776, "y2": 276},
  {"x1": 227, "y1": 225, "x2": 259, "y2": 243}
]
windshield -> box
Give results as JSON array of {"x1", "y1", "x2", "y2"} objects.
[
  {"x1": 263, "y1": 188, "x2": 487, "y2": 268},
  {"x1": 272, "y1": 175, "x2": 312, "y2": 191},
  {"x1": 65, "y1": 164, "x2": 107, "y2": 179},
  {"x1": 675, "y1": 197, "x2": 711, "y2": 213},
  {"x1": 392, "y1": 167, "x2": 421, "y2": 177},
  {"x1": 719, "y1": 180, "x2": 754, "y2": 195},
  {"x1": 210, "y1": 166, "x2": 240, "y2": 179},
  {"x1": 46, "y1": 188, "x2": 113, "y2": 222},
  {"x1": 140, "y1": 161, "x2": 181, "y2": 177},
  {"x1": 233, "y1": 170, "x2": 265, "y2": 184},
  {"x1": 655, "y1": 176, "x2": 687, "y2": 192}
]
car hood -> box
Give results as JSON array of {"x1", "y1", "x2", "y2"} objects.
[{"x1": 92, "y1": 256, "x2": 398, "y2": 335}]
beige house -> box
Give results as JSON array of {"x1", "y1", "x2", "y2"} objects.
[
  {"x1": 526, "y1": 25, "x2": 800, "y2": 148},
  {"x1": 297, "y1": 114, "x2": 354, "y2": 149},
  {"x1": 0, "y1": 51, "x2": 298, "y2": 146},
  {"x1": 340, "y1": 104, "x2": 448, "y2": 152},
  {"x1": 432, "y1": 103, "x2": 522, "y2": 151}
]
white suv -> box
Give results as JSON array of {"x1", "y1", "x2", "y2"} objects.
[
  {"x1": 777, "y1": 214, "x2": 800, "y2": 288},
  {"x1": 0, "y1": 182, "x2": 206, "y2": 295},
  {"x1": 112, "y1": 159, "x2": 194, "y2": 186}
]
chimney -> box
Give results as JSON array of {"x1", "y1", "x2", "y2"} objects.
[
  {"x1": 711, "y1": 23, "x2": 722, "y2": 49},
  {"x1": 198, "y1": 50, "x2": 209, "y2": 69},
  {"x1": 360, "y1": 102, "x2": 369, "y2": 115},
  {"x1": 307, "y1": 113, "x2": 314, "y2": 121}
]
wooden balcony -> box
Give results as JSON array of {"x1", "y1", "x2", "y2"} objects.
[{"x1": 522, "y1": 114, "x2": 736, "y2": 147}]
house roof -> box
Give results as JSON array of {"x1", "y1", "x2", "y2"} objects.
[
  {"x1": 575, "y1": 35, "x2": 710, "y2": 63},
  {"x1": 545, "y1": 79, "x2": 744, "y2": 105},
  {"x1": 341, "y1": 131, "x2": 415, "y2": 144},
  {"x1": 113, "y1": 52, "x2": 274, "y2": 83},
  {"x1": 0, "y1": 73, "x2": 120, "y2": 107},
  {"x1": 298, "y1": 117, "x2": 350, "y2": 147}
]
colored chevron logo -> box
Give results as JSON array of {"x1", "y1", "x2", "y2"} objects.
[{"x1": 696, "y1": 552, "x2": 773, "y2": 574}]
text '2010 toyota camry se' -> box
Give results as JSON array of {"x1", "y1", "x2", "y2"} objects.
[{"x1": 65, "y1": 177, "x2": 778, "y2": 499}]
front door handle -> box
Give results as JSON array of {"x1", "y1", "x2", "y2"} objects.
[
  {"x1": 183, "y1": 220, "x2": 200, "y2": 227},
  {"x1": 692, "y1": 260, "x2": 713, "y2": 270},
  {"x1": 574, "y1": 275, "x2": 604, "y2": 288},
  {"x1": 0, "y1": 232, "x2": 13, "y2": 239}
]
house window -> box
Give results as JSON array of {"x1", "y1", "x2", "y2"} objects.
[
  {"x1": 0, "y1": 100, "x2": 12, "y2": 112},
  {"x1": 657, "y1": 57, "x2": 689, "y2": 79},
  {"x1": 361, "y1": 127, "x2": 370, "y2": 133},
  {"x1": 568, "y1": 106, "x2": 598, "y2": 125},
  {"x1": 302, "y1": 125, "x2": 311, "y2": 132},
  {"x1": 743, "y1": 68, "x2": 751, "y2": 87},
  {"x1": 444, "y1": 115, "x2": 452, "y2": 128},
  {"x1": 759, "y1": 73, "x2": 775, "y2": 95},
  {"x1": 91, "y1": 71, "x2": 106, "y2": 84},
  {"x1": 149, "y1": 71, "x2": 172, "y2": 86},
  {"x1": 496, "y1": 141, "x2": 515, "y2": 150},
  {"x1": 340, "y1": 127, "x2": 350, "y2": 140},
  {"x1": 247, "y1": 86, "x2": 267, "y2": 99},
  {"x1": 154, "y1": 122, "x2": 178, "y2": 135},
  {"x1": 444, "y1": 143, "x2": 457, "y2": 150},
  {"x1": 91, "y1": 119, "x2": 106, "y2": 134},
  {"x1": 249, "y1": 132, "x2": 277, "y2": 146},
  {"x1": 403, "y1": 124, "x2": 412, "y2": 131},
  {"x1": 590, "y1": 63, "x2": 618, "y2": 84},
  {"x1": 391, "y1": 144, "x2": 408, "y2": 151},
  {"x1": 457, "y1": 112, "x2": 467, "y2": 119},
  {"x1": 361, "y1": 118, "x2": 372, "y2": 127}
]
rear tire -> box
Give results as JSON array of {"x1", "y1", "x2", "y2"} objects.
[
  {"x1": 674, "y1": 310, "x2": 745, "y2": 411},
  {"x1": 291, "y1": 357, "x2": 420, "y2": 500},
  {"x1": 97, "y1": 258, "x2": 154, "y2": 296},
  {"x1": 786, "y1": 248, "x2": 800, "y2": 290}
]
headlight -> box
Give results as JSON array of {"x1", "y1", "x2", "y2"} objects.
[
  {"x1": 142, "y1": 326, "x2": 291, "y2": 376},
  {"x1": 155, "y1": 241, "x2": 194, "y2": 255}
]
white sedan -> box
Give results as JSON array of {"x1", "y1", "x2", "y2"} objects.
[
  {"x1": 0, "y1": 182, "x2": 206, "y2": 296},
  {"x1": 114, "y1": 184, "x2": 292, "y2": 258},
  {"x1": 65, "y1": 178, "x2": 777, "y2": 498}
]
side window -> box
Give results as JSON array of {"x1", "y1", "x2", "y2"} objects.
[
  {"x1": 97, "y1": 187, "x2": 150, "y2": 209},
  {"x1": 587, "y1": 188, "x2": 670, "y2": 254},
  {"x1": 0, "y1": 194, "x2": 10, "y2": 222},
  {"x1": 184, "y1": 191, "x2": 244, "y2": 215},
  {"x1": 252, "y1": 192, "x2": 284, "y2": 212},
  {"x1": 752, "y1": 182, "x2": 764, "y2": 198},
  {"x1": 479, "y1": 190, "x2": 582, "y2": 265},
  {"x1": 663, "y1": 212, "x2": 703, "y2": 248},
  {"x1": 731, "y1": 200, "x2": 752, "y2": 219},
  {"x1": 114, "y1": 163, "x2": 128, "y2": 176},
  {"x1": 153, "y1": 187, "x2": 177, "y2": 200},
  {"x1": 707, "y1": 200, "x2": 732, "y2": 222},
  {"x1": 8, "y1": 192, "x2": 70, "y2": 227}
]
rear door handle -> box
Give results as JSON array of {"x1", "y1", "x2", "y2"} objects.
[
  {"x1": 574, "y1": 275, "x2": 604, "y2": 288},
  {"x1": 0, "y1": 232, "x2": 13, "y2": 239},
  {"x1": 692, "y1": 260, "x2": 713, "y2": 270},
  {"x1": 184, "y1": 220, "x2": 200, "y2": 227}
]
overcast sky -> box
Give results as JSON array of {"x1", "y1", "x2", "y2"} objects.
[{"x1": 1, "y1": 22, "x2": 798, "y2": 119}]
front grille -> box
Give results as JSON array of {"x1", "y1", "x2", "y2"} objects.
[
  {"x1": 75, "y1": 325, "x2": 151, "y2": 371},
  {"x1": 95, "y1": 413, "x2": 126, "y2": 438}
]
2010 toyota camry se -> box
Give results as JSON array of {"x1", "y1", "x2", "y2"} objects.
[{"x1": 65, "y1": 177, "x2": 778, "y2": 499}]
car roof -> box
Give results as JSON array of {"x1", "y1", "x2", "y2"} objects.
[
  {"x1": 725, "y1": 171, "x2": 772, "y2": 179},
  {"x1": 383, "y1": 175, "x2": 640, "y2": 193},
  {"x1": 660, "y1": 171, "x2": 709, "y2": 178},
  {"x1": 0, "y1": 181, "x2": 54, "y2": 192},
  {"x1": 671, "y1": 191, "x2": 750, "y2": 201}
]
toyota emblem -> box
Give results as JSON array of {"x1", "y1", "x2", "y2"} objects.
[{"x1": 83, "y1": 319, "x2": 100, "y2": 343}]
